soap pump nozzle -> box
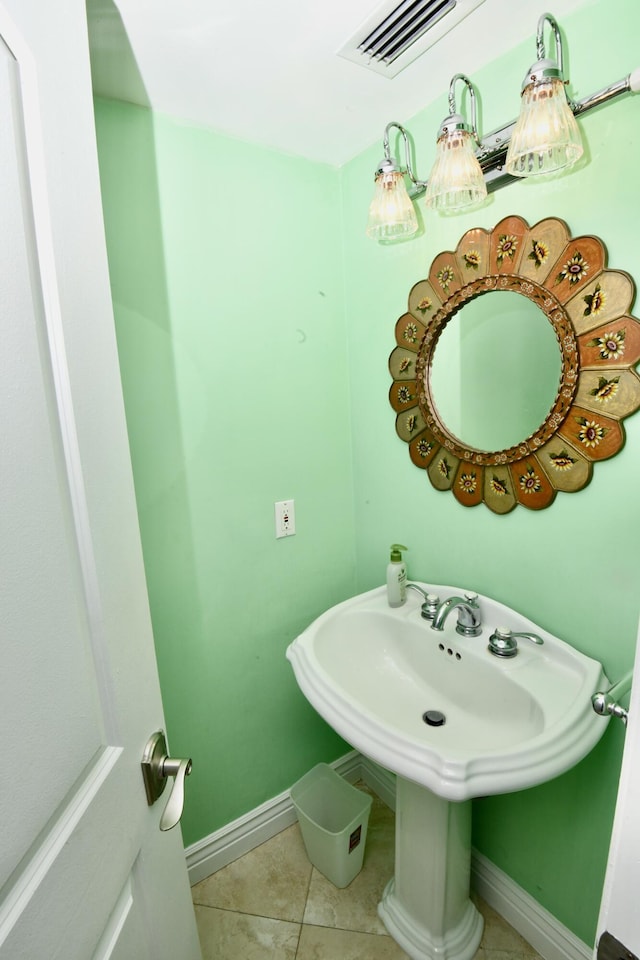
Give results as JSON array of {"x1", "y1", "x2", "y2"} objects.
[{"x1": 389, "y1": 543, "x2": 408, "y2": 562}]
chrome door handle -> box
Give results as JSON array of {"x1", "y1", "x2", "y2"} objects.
[
  {"x1": 159, "y1": 756, "x2": 192, "y2": 831},
  {"x1": 141, "y1": 731, "x2": 193, "y2": 831}
]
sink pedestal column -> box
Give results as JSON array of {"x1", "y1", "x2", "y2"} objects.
[{"x1": 378, "y1": 777, "x2": 483, "y2": 960}]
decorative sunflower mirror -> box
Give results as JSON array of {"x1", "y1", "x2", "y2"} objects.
[{"x1": 389, "y1": 216, "x2": 640, "y2": 512}]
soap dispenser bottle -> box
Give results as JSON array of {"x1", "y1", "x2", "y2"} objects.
[{"x1": 386, "y1": 544, "x2": 408, "y2": 607}]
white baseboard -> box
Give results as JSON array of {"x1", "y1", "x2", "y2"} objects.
[
  {"x1": 471, "y1": 849, "x2": 592, "y2": 960},
  {"x1": 185, "y1": 751, "x2": 591, "y2": 960}
]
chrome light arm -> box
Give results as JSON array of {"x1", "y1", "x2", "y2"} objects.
[
  {"x1": 572, "y1": 67, "x2": 640, "y2": 115},
  {"x1": 535, "y1": 13, "x2": 564, "y2": 79},
  {"x1": 445, "y1": 73, "x2": 482, "y2": 148},
  {"x1": 380, "y1": 122, "x2": 428, "y2": 196}
]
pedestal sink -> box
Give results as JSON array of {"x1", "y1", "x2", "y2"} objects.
[{"x1": 286, "y1": 584, "x2": 609, "y2": 960}]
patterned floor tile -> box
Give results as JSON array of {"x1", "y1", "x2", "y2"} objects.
[
  {"x1": 194, "y1": 905, "x2": 300, "y2": 960},
  {"x1": 296, "y1": 924, "x2": 410, "y2": 959},
  {"x1": 191, "y1": 823, "x2": 312, "y2": 922}
]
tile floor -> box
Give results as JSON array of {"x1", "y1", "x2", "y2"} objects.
[{"x1": 191, "y1": 785, "x2": 542, "y2": 960}]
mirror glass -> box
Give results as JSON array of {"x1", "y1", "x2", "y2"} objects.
[{"x1": 429, "y1": 290, "x2": 562, "y2": 451}]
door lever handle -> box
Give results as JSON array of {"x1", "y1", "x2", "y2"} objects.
[
  {"x1": 141, "y1": 731, "x2": 193, "y2": 831},
  {"x1": 160, "y1": 756, "x2": 193, "y2": 831}
]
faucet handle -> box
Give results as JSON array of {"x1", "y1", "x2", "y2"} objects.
[
  {"x1": 489, "y1": 627, "x2": 518, "y2": 658},
  {"x1": 489, "y1": 626, "x2": 544, "y2": 658},
  {"x1": 464, "y1": 592, "x2": 479, "y2": 605},
  {"x1": 513, "y1": 631, "x2": 544, "y2": 646},
  {"x1": 421, "y1": 594, "x2": 440, "y2": 621}
]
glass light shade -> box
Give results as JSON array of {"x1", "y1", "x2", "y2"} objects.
[
  {"x1": 505, "y1": 77, "x2": 583, "y2": 177},
  {"x1": 366, "y1": 170, "x2": 419, "y2": 240},
  {"x1": 425, "y1": 129, "x2": 487, "y2": 212}
]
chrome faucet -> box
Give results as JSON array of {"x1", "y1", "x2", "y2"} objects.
[{"x1": 431, "y1": 593, "x2": 482, "y2": 637}]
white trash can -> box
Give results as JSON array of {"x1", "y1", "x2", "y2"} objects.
[{"x1": 290, "y1": 763, "x2": 373, "y2": 888}]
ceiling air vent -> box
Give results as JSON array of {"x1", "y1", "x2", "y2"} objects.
[{"x1": 338, "y1": 0, "x2": 486, "y2": 78}]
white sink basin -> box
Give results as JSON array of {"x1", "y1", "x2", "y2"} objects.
[{"x1": 287, "y1": 585, "x2": 609, "y2": 801}]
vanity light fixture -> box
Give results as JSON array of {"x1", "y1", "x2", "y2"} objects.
[
  {"x1": 366, "y1": 122, "x2": 422, "y2": 240},
  {"x1": 505, "y1": 13, "x2": 583, "y2": 177},
  {"x1": 367, "y1": 11, "x2": 640, "y2": 240},
  {"x1": 424, "y1": 73, "x2": 487, "y2": 212}
]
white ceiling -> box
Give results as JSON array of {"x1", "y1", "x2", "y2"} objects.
[{"x1": 87, "y1": 0, "x2": 592, "y2": 168}]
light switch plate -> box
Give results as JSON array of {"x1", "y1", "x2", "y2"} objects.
[{"x1": 275, "y1": 500, "x2": 295, "y2": 538}]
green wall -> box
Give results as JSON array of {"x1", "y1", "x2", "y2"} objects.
[
  {"x1": 94, "y1": 101, "x2": 355, "y2": 841},
  {"x1": 339, "y1": 0, "x2": 640, "y2": 944},
  {"x1": 94, "y1": 0, "x2": 640, "y2": 946}
]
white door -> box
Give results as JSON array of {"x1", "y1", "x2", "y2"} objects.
[
  {"x1": 0, "y1": 2, "x2": 201, "y2": 958},
  {"x1": 595, "y1": 616, "x2": 640, "y2": 959}
]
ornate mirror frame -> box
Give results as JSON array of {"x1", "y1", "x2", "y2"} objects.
[{"x1": 389, "y1": 216, "x2": 640, "y2": 513}]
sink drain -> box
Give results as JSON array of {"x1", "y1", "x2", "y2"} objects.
[{"x1": 423, "y1": 710, "x2": 446, "y2": 727}]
